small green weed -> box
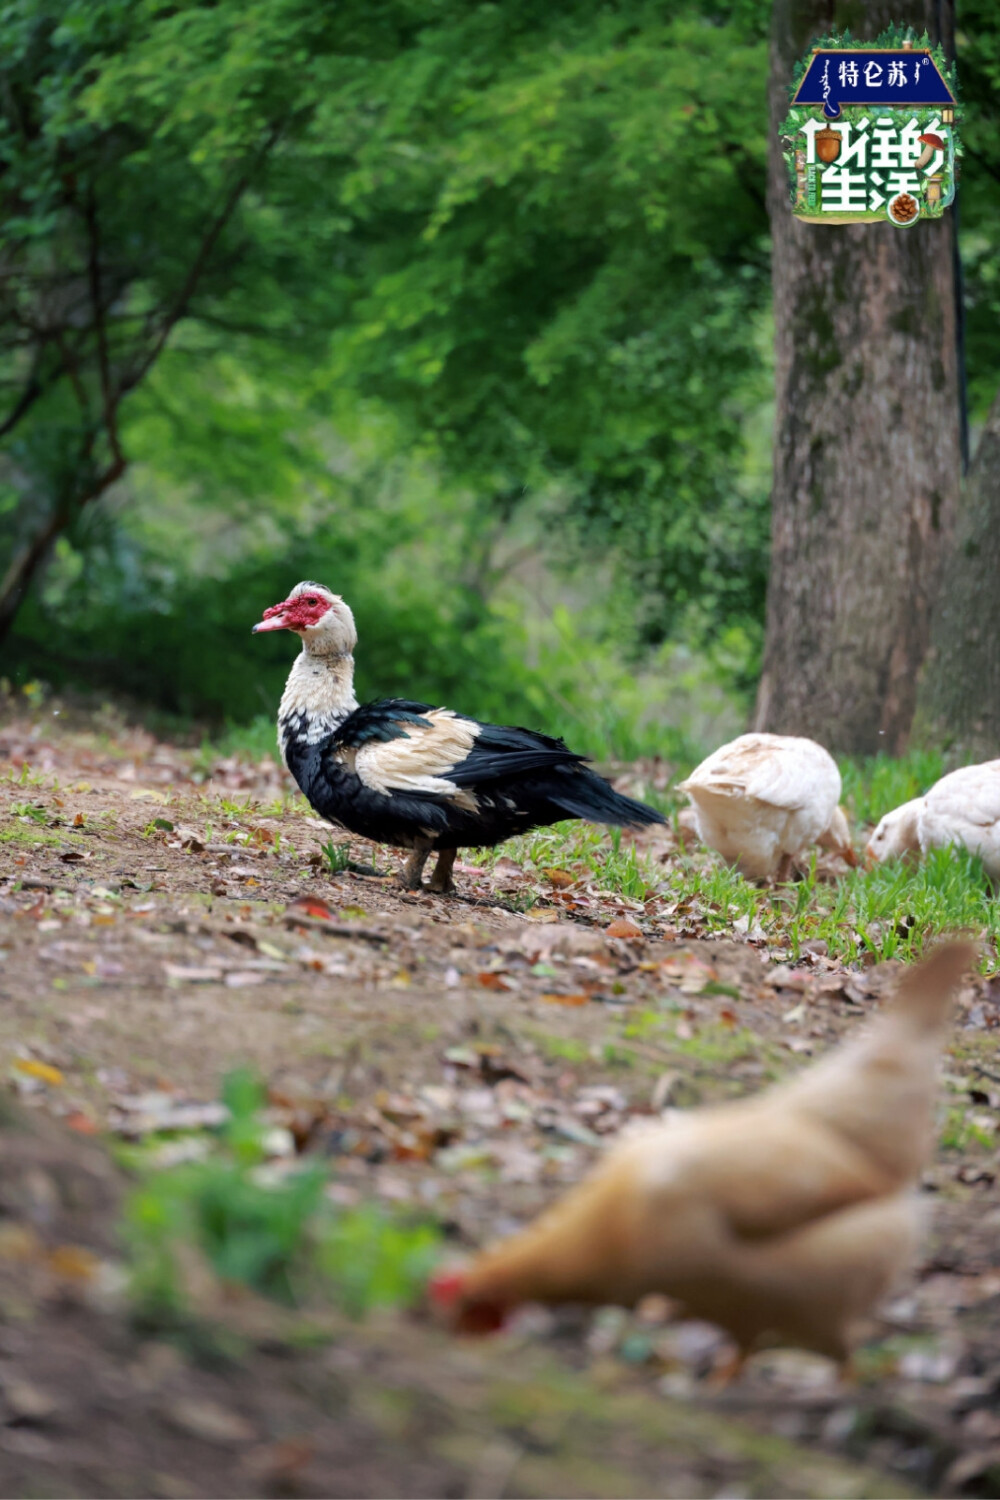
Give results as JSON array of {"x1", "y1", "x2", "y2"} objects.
[
  {"x1": 143, "y1": 818, "x2": 175, "y2": 836},
  {"x1": 4, "y1": 762, "x2": 44, "y2": 787},
  {"x1": 10, "y1": 802, "x2": 48, "y2": 824},
  {"x1": 214, "y1": 793, "x2": 260, "y2": 817},
  {"x1": 125, "y1": 1070, "x2": 440, "y2": 1321},
  {"x1": 320, "y1": 840, "x2": 351, "y2": 875},
  {"x1": 939, "y1": 1104, "x2": 996, "y2": 1152}
]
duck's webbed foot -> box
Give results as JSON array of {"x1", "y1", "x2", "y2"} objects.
[
  {"x1": 399, "y1": 844, "x2": 431, "y2": 890},
  {"x1": 427, "y1": 848, "x2": 457, "y2": 894}
]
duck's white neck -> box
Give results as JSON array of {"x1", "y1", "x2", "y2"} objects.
[{"x1": 277, "y1": 645, "x2": 358, "y2": 764}]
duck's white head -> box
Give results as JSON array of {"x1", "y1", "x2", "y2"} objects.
[
  {"x1": 252, "y1": 581, "x2": 357, "y2": 657},
  {"x1": 865, "y1": 798, "x2": 923, "y2": 865}
]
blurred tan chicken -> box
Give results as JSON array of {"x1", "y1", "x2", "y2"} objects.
[
  {"x1": 677, "y1": 733, "x2": 855, "y2": 880},
  {"x1": 431, "y1": 944, "x2": 972, "y2": 1360}
]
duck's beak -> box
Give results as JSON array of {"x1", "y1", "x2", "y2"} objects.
[{"x1": 252, "y1": 602, "x2": 292, "y2": 634}]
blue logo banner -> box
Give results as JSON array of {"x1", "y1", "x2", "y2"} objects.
[{"x1": 794, "y1": 49, "x2": 955, "y2": 118}]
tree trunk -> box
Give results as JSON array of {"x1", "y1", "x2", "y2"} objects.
[
  {"x1": 0, "y1": 454, "x2": 125, "y2": 651},
  {"x1": 913, "y1": 386, "x2": 1000, "y2": 756},
  {"x1": 753, "y1": 0, "x2": 963, "y2": 756},
  {"x1": 0, "y1": 511, "x2": 70, "y2": 650}
]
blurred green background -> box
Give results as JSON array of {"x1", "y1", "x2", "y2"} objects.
[{"x1": 2, "y1": 0, "x2": 998, "y2": 759}]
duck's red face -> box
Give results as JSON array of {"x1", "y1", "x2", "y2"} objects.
[{"x1": 252, "y1": 588, "x2": 333, "y2": 635}]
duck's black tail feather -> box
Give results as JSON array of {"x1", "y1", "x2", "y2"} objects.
[{"x1": 551, "y1": 766, "x2": 665, "y2": 827}]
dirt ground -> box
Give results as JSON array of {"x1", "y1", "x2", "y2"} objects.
[{"x1": 1, "y1": 709, "x2": 999, "y2": 1499}]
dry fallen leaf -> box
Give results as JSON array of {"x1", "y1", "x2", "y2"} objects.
[
  {"x1": 166, "y1": 1397, "x2": 255, "y2": 1446},
  {"x1": 540, "y1": 992, "x2": 590, "y2": 1007},
  {"x1": 477, "y1": 972, "x2": 512, "y2": 991},
  {"x1": 13, "y1": 1058, "x2": 64, "y2": 1086},
  {"x1": 607, "y1": 918, "x2": 643, "y2": 940},
  {"x1": 544, "y1": 868, "x2": 575, "y2": 889},
  {"x1": 4, "y1": 1380, "x2": 59, "y2": 1422},
  {"x1": 46, "y1": 1244, "x2": 99, "y2": 1282}
]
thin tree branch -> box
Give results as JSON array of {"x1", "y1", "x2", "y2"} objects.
[
  {"x1": 0, "y1": 124, "x2": 285, "y2": 647},
  {"x1": 0, "y1": 447, "x2": 126, "y2": 648},
  {"x1": 121, "y1": 125, "x2": 283, "y2": 396},
  {"x1": 84, "y1": 185, "x2": 124, "y2": 468},
  {"x1": 53, "y1": 329, "x2": 91, "y2": 418},
  {"x1": 0, "y1": 371, "x2": 47, "y2": 440}
]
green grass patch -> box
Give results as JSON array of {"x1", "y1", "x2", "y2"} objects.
[
  {"x1": 839, "y1": 749, "x2": 947, "y2": 827},
  {"x1": 662, "y1": 845, "x2": 997, "y2": 965},
  {"x1": 200, "y1": 716, "x2": 278, "y2": 767},
  {"x1": 471, "y1": 821, "x2": 659, "y2": 901},
  {"x1": 1, "y1": 825, "x2": 73, "y2": 848}
]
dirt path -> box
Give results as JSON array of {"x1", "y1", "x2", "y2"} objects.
[{"x1": 1, "y1": 712, "x2": 999, "y2": 1498}]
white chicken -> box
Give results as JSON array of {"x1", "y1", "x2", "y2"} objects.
[
  {"x1": 866, "y1": 761, "x2": 1000, "y2": 880},
  {"x1": 677, "y1": 733, "x2": 854, "y2": 880}
]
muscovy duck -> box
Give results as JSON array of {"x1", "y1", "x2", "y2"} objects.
[{"x1": 253, "y1": 581, "x2": 664, "y2": 893}]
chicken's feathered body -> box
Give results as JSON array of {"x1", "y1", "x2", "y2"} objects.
[
  {"x1": 255, "y1": 582, "x2": 663, "y2": 890},
  {"x1": 434, "y1": 944, "x2": 972, "y2": 1359},
  {"x1": 867, "y1": 761, "x2": 1000, "y2": 879},
  {"x1": 678, "y1": 733, "x2": 853, "y2": 880}
]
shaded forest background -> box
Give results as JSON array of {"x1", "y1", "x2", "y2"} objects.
[{"x1": 2, "y1": 0, "x2": 999, "y2": 761}]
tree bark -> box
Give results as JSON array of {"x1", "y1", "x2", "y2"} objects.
[
  {"x1": 913, "y1": 386, "x2": 1000, "y2": 756},
  {"x1": 0, "y1": 455, "x2": 125, "y2": 650},
  {"x1": 0, "y1": 511, "x2": 70, "y2": 649},
  {"x1": 753, "y1": 0, "x2": 963, "y2": 756}
]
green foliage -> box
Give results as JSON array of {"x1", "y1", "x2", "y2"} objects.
[
  {"x1": 3, "y1": 0, "x2": 774, "y2": 710},
  {"x1": 126, "y1": 1069, "x2": 440, "y2": 1320},
  {"x1": 10, "y1": 441, "x2": 745, "y2": 758},
  {"x1": 3, "y1": 0, "x2": 1000, "y2": 725},
  {"x1": 325, "y1": 1, "x2": 773, "y2": 650},
  {"x1": 0, "y1": 0, "x2": 348, "y2": 582}
]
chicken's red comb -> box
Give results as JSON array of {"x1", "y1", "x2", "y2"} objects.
[{"x1": 429, "y1": 1269, "x2": 467, "y2": 1308}]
